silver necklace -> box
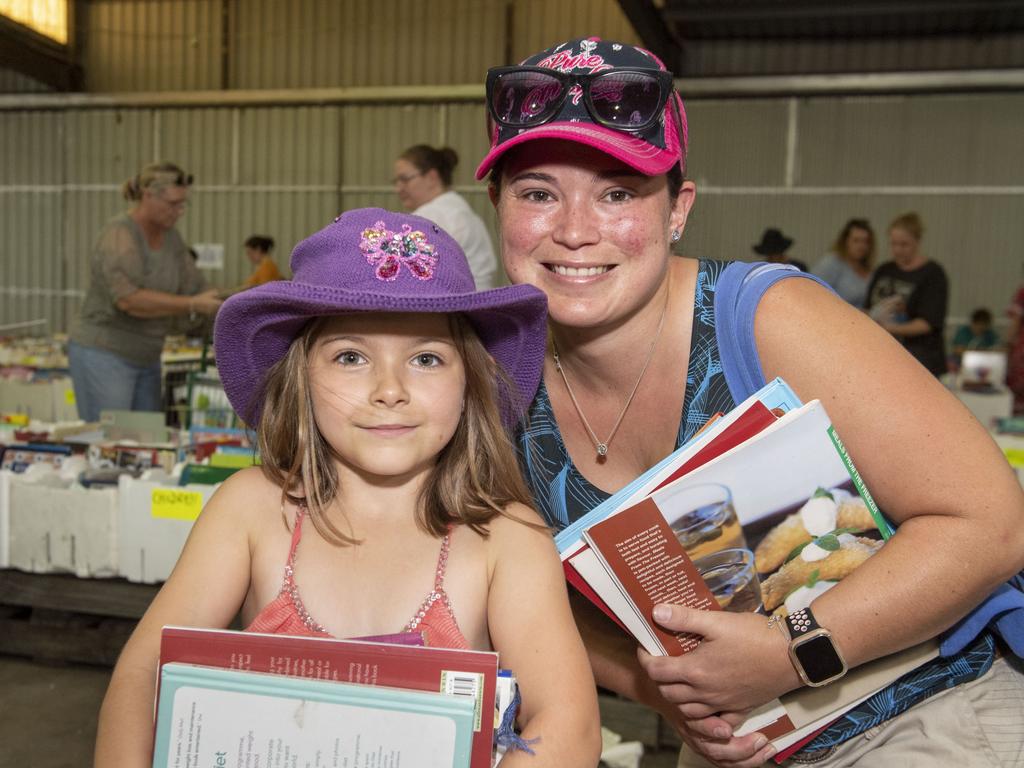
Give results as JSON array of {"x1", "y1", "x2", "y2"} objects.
[{"x1": 551, "y1": 287, "x2": 671, "y2": 460}]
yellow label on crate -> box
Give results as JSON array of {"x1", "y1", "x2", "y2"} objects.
[
  {"x1": 64, "y1": 388, "x2": 76, "y2": 404},
  {"x1": 151, "y1": 488, "x2": 203, "y2": 521},
  {"x1": 1003, "y1": 448, "x2": 1024, "y2": 468}
]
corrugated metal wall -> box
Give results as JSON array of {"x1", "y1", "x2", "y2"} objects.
[
  {"x1": 2, "y1": 0, "x2": 1022, "y2": 335},
  {"x1": 4, "y1": 90, "x2": 1022, "y2": 334},
  {"x1": 680, "y1": 93, "x2": 1024, "y2": 321},
  {"x1": 679, "y1": 34, "x2": 1024, "y2": 77},
  {"x1": 0, "y1": 68, "x2": 53, "y2": 93},
  {"x1": 83, "y1": 0, "x2": 637, "y2": 92}
]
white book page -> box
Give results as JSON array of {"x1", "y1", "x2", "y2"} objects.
[
  {"x1": 158, "y1": 685, "x2": 460, "y2": 768},
  {"x1": 569, "y1": 548, "x2": 666, "y2": 656}
]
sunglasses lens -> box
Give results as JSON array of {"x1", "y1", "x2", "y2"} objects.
[
  {"x1": 589, "y1": 72, "x2": 666, "y2": 129},
  {"x1": 490, "y1": 71, "x2": 565, "y2": 127}
]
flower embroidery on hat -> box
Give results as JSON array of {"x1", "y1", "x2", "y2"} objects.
[{"x1": 359, "y1": 221, "x2": 438, "y2": 282}]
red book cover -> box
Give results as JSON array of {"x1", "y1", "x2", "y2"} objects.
[
  {"x1": 773, "y1": 722, "x2": 832, "y2": 763},
  {"x1": 651, "y1": 401, "x2": 779, "y2": 492},
  {"x1": 158, "y1": 626, "x2": 498, "y2": 768},
  {"x1": 583, "y1": 499, "x2": 721, "y2": 656}
]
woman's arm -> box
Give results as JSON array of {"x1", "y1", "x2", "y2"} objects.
[
  {"x1": 882, "y1": 316, "x2": 932, "y2": 337},
  {"x1": 115, "y1": 286, "x2": 221, "y2": 318},
  {"x1": 486, "y1": 505, "x2": 602, "y2": 767},
  {"x1": 643, "y1": 279, "x2": 1024, "y2": 721},
  {"x1": 759, "y1": 279, "x2": 1023, "y2": 660},
  {"x1": 96, "y1": 225, "x2": 222, "y2": 320},
  {"x1": 93, "y1": 471, "x2": 263, "y2": 767}
]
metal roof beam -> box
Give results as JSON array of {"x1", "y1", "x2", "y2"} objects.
[
  {"x1": 0, "y1": 14, "x2": 81, "y2": 91},
  {"x1": 615, "y1": 0, "x2": 683, "y2": 71},
  {"x1": 663, "y1": 0, "x2": 1023, "y2": 25}
]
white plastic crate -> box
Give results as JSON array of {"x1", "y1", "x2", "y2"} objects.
[
  {"x1": 117, "y1": 475, "x2": 219, "y2": 583},
  {"x1": 7, "y1": 474, "x2": 118, "y2": 577}
]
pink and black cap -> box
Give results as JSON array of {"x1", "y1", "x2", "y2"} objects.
[
  {"x1": 214, "y1": 208, "x2": 548, "y2": 427},
  {"x1": 475, "y1": 36, "x2": 688, "y2": 180}
]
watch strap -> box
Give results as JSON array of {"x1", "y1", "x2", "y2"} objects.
[{"x1": 784, "y1": 606, "x2": 820, "y2": 638}]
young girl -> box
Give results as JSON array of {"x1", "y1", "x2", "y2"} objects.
[{"x1": 94, "y1": 208, "x2": 601, "y2": 767}]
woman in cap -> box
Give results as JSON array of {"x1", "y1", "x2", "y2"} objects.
[
  {"x1": 394, "y1": 144, "x2": 501, "y2": 289},
  {"x1": 480, "y1": 37, "x2": 1024, "y2": 767},
  {"x1": 68, "y1": 162, "x2": 222, "y2": 421}
]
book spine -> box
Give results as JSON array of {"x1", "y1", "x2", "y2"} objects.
[{"x1": 826, "y1": 426, "x2": 894, "y2": 539}]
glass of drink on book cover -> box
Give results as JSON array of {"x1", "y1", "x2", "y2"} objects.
[
  {"x1": 694, "y1": 547, "x2": 763, "y2": 613},
  {"x1": 667, "y1": 483, "x2": 747, "y2": 560}
]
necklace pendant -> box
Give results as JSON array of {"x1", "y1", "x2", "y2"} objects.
[{"x1": 596, "y1": 443, "x2": 608, "y2": 457}]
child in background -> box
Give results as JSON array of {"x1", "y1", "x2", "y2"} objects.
[
  {"x1": 241, "y1": 234, "x2": 282, "y2": 286},
  {"x1": 950, "y1": 307, "x2": 1000, "y2": 371},
  {"x1": 94, "y1": 209, "x2": 601, "y2": 767}
]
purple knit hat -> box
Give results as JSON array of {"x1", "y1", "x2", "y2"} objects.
[{"x1": 214, "y1": 208, "x2": 548, "y2": 427}]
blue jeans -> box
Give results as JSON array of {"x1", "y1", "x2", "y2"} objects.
[{"x1": 67, "y1": 341, "x2": 163, "y2": 422}]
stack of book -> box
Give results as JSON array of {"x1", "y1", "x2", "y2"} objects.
[
  {"x1": 555, "y1": 378, "x2": 938, "y2": 759},
  {"x1": 151, "y1": 627, "x2": 512, "y2": 768}
]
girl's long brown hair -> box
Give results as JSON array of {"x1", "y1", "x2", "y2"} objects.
[{"x1": 256, "y1": 314, "x2": 538, "y2": 545}]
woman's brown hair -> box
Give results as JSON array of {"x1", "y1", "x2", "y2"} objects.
[
  {"x1": 832, "y1": 218, "x2": 876, "y2": 270},
  {"x1": 401, "y1": 145, "x2": 459, "y2": 188},
  {"x1": 256, "y1": 313, "x2": 538, "y2": 545}
]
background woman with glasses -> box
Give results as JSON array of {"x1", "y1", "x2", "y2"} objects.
[
  {"x1": 393, "y1": 144, "x2": 500, "y2": 289},
  {"x1": 68, "y1": 161, "x2": 222, "y2": 421},
  {"x1": 481, "y1": 37, "x2": 1024, "y2": 768}
]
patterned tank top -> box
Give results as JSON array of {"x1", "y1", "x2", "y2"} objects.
[
  {"x1": 516, "y1": 259, "x2": 738, "y2": 531},
  {"x1": 245, "y1": 507, "x2": 470, "y2": 649}
]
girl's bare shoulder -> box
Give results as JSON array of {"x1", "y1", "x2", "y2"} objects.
[
  {"x1": 479, "y1": 503, "x2": 557, "y2": 560},
  {"x1": 203, "y1": 466, "x2": 288, "y2": 527}
]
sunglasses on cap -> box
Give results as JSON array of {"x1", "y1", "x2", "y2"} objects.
[{"x1": 486, "y1": 65, "x2": 675, "y2": 132}]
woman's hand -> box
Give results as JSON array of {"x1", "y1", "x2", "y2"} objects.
[
  {"x1": 191, "y1": 288, "x2": 223, "y2": 316},
  {"x1": 637, "y1": 604, "x2": 801, "y2": 767},
  {"x1": 660, "y1": 702, "x2": 777, "y2": 768}
]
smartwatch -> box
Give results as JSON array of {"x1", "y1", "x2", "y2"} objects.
[{"x1": 782, "y1": 606, "x2": 848, "y2": 687}]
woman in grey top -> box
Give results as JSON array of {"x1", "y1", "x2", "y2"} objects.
[
  {"x1": 811, "y1": 218, "x2": 876, "y2": 307},
  {"x1": 68, "y1": 162, "x2": 222, "y2": 421}
]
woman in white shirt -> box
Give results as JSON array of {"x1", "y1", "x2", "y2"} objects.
[
  {"x1": 393, "y1": 144, "x2": 500, "y2": 289},
  {"x1": 812, "y1": 218, "x2": 876, "y2": 307}
]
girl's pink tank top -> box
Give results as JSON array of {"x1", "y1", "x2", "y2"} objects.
[{"x1": 245, "y1": 507, "x2": 470, "y2": 650}]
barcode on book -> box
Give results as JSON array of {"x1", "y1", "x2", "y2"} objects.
[{"x1": 441, "y1": 670, "x2": 484, "y2": 732}]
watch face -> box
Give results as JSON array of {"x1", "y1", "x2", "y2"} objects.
[{"x1": 793, "y1": 634, "x2": 845, "y2": 684}]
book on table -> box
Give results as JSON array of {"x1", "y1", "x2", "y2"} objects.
[
  {"x1": 561, "y1": 379, "x2": 939, "y2": 752},
  {"x1": 155, "y1": 626, "x2": 499, "y2": 768}
]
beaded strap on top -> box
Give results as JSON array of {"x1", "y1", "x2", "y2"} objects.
[
  {"x1": 281, "y1": 506, "x2": 329, "y2": 635},
  {"x1": 403, "y1": 528, "x2": 458, "y2": 635},
  {"x1": 280, "y1": 507, "x2": 459, "y2": 638}
]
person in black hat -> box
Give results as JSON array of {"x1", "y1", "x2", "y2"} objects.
[{"x1": 753, "y1": 227, "x2": 807, "y2": 272}]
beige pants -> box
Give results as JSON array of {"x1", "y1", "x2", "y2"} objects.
[{"x1": 677, "y1": 655, "x2": 1024, "y2": 768}]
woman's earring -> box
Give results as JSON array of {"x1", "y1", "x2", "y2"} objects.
[{"x1": 671, "y1": 230, "x2": 682, "y2": 243}]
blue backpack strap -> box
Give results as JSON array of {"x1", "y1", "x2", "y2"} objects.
[{"x1": 714, "y1": 261, "x2": 829, "y2": 403}]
